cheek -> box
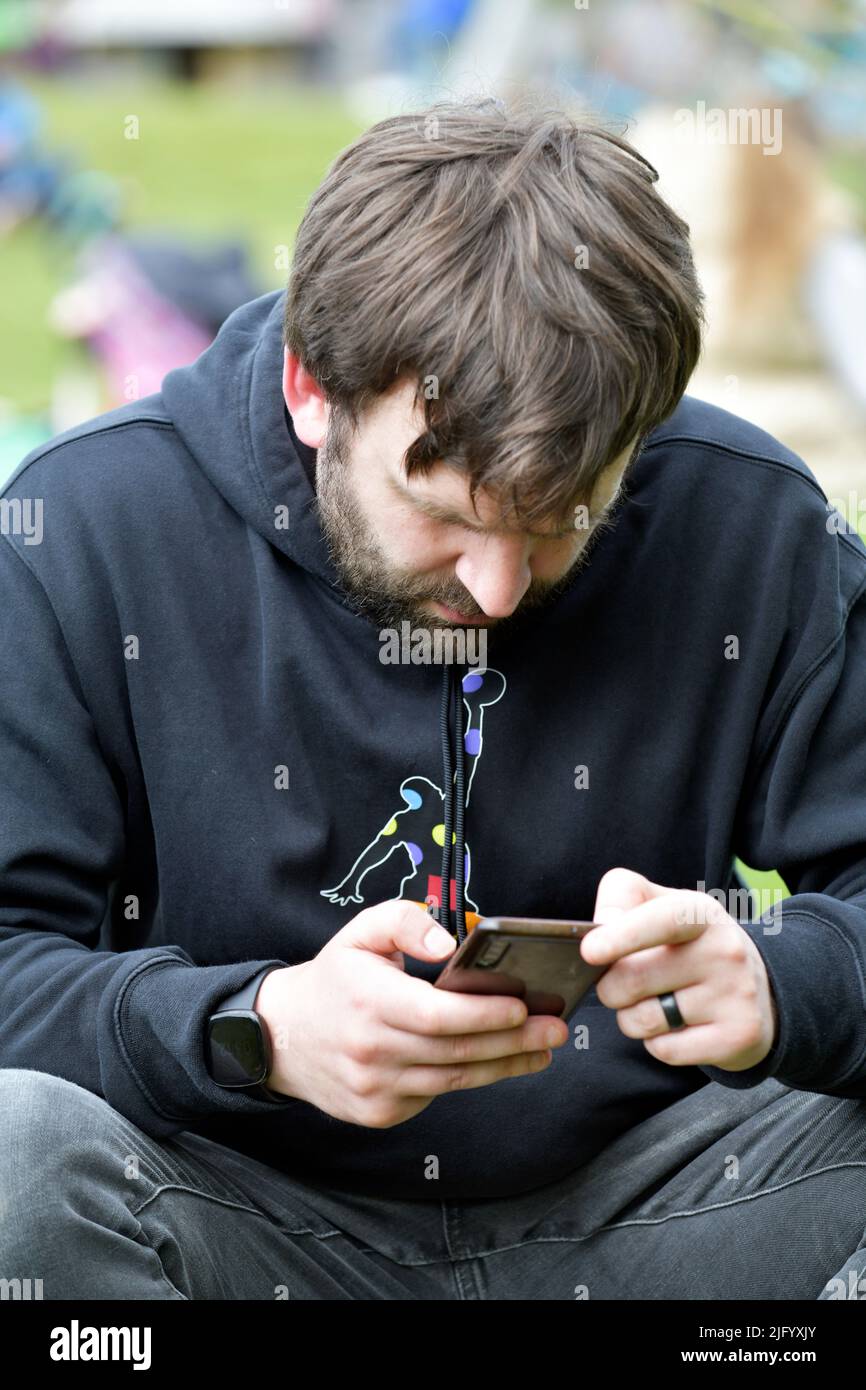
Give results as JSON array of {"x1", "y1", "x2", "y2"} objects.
[
  {"x1": 531, "y1": 537, "x2": 584, "y2": 578},
  {"x1": 384, "y1": 511, "x2": 458, "y2": 572}
]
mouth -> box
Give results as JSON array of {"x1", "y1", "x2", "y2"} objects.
[{"x1": 429, "y1": 600, "x2": 492, "y2": 626}]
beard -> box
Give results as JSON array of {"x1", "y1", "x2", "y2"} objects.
[{"x1": 313, "y1": 409, "x2": 594, "y2": 638}]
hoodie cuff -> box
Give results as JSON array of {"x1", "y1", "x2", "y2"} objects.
[
  {"x1": 99, "y1": 954, "x2": 296, "y2": 1137},
  {"x1": 699, "y1": 897, "x2": 866, "y2": 1093}
]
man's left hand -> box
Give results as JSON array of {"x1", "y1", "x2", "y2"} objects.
[{"x1": 580, "y1": 867, "x2": 779, "y2": 1071}]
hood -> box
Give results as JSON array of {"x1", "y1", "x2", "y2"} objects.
[
  {"x1": 161, "y1": 288, "x2": 473, "y2": 943},
  {"x1": 161, "y1": 288, "x2": 340, "y2": 594}
]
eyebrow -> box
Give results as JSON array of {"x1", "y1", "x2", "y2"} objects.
[{"x1": 388, "y1": 474, "x2": 620, "y2": 539}]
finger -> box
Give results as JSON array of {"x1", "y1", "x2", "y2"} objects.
[
  {"x1": 395, "y1": 1048, "x2": 554, "y2": 1098},
  {"x1": 377, "y1": 969, "x2": 530, "y2": 1036},
  {"x1": 340, "y1": 899, "x2": 456, "y2": 963},
  {"x1": 613, "y1": 980, "x2": 714, "y2": 1039},
  {"x1": 639, "y1": 1021, "x2": 742, "y2": 1067},
  {"x1": 381, "y1": 1014, "x2": 569, "y2": 1067},
  {"x1": 592, "y1": 866, "x2": 670, "y2": 924},
  {"x1": 581, "y1": 893, "x2": 706, "y2": 964},
  {"x1": 597, "y1": 942, "x2": 708, "y2": 1009}
]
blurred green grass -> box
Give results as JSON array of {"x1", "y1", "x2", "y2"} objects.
[{"x1": 2, "y1": 76, "x2": 364, "y2": 413}]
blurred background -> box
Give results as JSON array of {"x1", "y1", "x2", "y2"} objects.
[{"x1": 1, "y1": 0, "x2": 865, "y2": 900}]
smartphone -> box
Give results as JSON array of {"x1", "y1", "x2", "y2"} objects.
[{"x1": 433, "y1": 917, "x2": 608, "y2": 1021}]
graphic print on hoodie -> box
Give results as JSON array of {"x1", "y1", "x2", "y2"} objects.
[
  {"x1": 3, "y1": 288, "x2": 866, "y2": 1201},
  {"x1": 321, "y1": 666, "x2": 505, "y2": 919}
]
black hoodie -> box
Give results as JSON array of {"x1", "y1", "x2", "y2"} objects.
[{"x1": 2, "y1": 289, "x2": 866, "y2": 1201}]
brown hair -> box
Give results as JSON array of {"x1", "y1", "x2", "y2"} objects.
[{"x1": 285, "y1": 95, "x2": 705, "y2": 526}]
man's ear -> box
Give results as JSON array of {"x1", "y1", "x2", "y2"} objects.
[{"x1": 283, "y1": 348, "x2": 328, "y2": 449}]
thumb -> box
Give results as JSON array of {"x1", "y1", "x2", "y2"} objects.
[{"x1": 340, "y1": 899, "x2": 457, "y2": 963}]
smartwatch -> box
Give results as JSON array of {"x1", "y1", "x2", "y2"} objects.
[{"x1": 205, "y1": 968, "x2": 286, "y2": 1103}]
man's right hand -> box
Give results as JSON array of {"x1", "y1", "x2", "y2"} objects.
[{"x1": 254, "y1": 900, "x2": 569, "y2": 1128}]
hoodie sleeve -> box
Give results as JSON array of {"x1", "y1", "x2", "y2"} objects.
[
  {"x1": 699, "y1": 504, "x2": 866, "y2": 1098},
  {"x1": 0, "y1": 534, "x2": 295, "y2": 1137}
]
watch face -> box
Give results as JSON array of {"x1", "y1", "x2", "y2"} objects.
[{"x1": 207, "y1": 1013, "x2": 268, "y2": 1087}]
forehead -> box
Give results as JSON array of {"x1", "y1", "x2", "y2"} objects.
[
  {"x1": 363, "y1": 378, "x2": 634, "y2": 526},
  {"x1": 403, "y1": 451, "x2": 628, "y2": 525}
]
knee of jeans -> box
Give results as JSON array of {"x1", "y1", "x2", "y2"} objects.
[
  {"x1": 0, "y1": 1070, "x2": 147, "y2": 1273},
  {"x1": 0, "y1": 1068, "x2": 122, "y2": 1200},
  {"x1": 0, "y1": 1070, "x2": 128, "y2": 1253}
]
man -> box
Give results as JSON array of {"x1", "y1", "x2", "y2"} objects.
[{"x1": 1, "y1": 98, "x2": 865, "y2": 1301}]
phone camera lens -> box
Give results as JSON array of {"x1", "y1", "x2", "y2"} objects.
[{"x1": 477, "y1": 941, "x2": 510, "y2": 969}]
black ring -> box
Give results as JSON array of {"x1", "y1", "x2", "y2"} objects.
[{"x1": 658, "y1": 991, "x2": 686, "y2": 1030}]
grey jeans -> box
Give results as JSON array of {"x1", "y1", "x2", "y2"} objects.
[{"x1": 2, "y1": 1067, "x2": 866, "y2": 1300}]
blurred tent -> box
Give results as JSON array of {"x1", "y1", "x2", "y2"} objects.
[{"x1": 20, "y1": 0, "x2": 335, "y2": 47}]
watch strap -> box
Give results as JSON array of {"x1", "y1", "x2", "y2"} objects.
[
  {"x1": 208, "y1": 967, "x2": 286, "y2": 1102},
  {"x1": 218, "y1": 968, "x2": 277, "y2": 1016}
]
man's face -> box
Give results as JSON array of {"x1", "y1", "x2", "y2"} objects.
[{"x1": 291, "y1": 369, "x2": 637, "y2": 634}]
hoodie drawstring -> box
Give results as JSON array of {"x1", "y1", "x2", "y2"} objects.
[{"x1": 438, "y1": 660, "x2": 468, "y2": 945}]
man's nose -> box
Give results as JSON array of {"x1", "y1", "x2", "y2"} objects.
[{"x1": 454, "y1": 535, "x2": 532, "y2": 618}]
